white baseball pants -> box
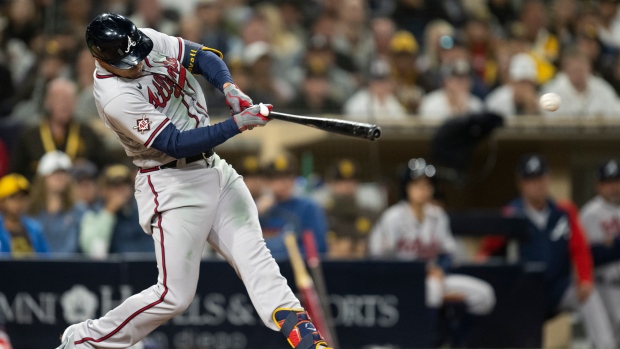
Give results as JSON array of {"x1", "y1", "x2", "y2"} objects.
[
  {"x1": 72, "y1": 155, "x2": 301, "y2": 348},
  {"x1": 426, "y1": 274, "x2": 496, "y2": 315},
  {"x1": 559, "y1": 284, "x2": 617, "y2": 349}
]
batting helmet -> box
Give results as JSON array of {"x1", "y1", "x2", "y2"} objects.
[{"x1": 85, "y1": 13, "x2": 153, "y2": 69}]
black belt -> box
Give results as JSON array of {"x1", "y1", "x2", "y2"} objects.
[
  {"x1": 139, "y1": 149, "x2": 214, "y2": 173},
  {"x1": 160, "y1": 149, "x2": 214, "y2": 169}
]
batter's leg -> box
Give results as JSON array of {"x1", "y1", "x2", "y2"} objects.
[
  {"x1": 596, "y1": 283, "x2": 620, "y2": 343},
  {"x1": 207, "y1": 158, "x2": 329, "y2": 349},
  {"x1": 559, "y1": 284, "x2": 617, "y2": 349},
  {"x1": 443, "y1": 274, "x2": 496, "y2": 315},
  {"x1": 207, "y1": 160, "x2": 300, "y2": 329},
  {"x1": 69, "y1": 171, "x2": 218, "y2": 349}
]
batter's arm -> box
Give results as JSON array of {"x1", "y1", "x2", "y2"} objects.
[{"x1": 181, "y1": 40, "x2": 231, "y2": 91}]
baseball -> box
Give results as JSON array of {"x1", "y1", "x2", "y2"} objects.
[
  {"x1": 539, "y1": 93, "x2": 561, "y2": 112},
  {"x1": 259, "y1": 103, "x2": 269, "y2": 117}
]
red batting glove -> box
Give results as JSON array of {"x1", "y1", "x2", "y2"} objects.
[
  {"x1": 233, "y1": 104, "x2": 273, "y2": 132},
  {"x1": 224, "y1": 84, "x2": 253, "y2": 115}
]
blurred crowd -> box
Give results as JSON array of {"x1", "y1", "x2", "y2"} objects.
[{"x1": 1, "y1": 0, "x2": 620, "y2": 129}]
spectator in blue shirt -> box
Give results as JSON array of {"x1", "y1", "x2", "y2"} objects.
[
  {"x1": 29, "y1": 151, "x2": 84, "y2": 255},
  {"x1": 0, "y1": 173, "x2": 49, "y2": 256},
  {"x1": 259, "y1": 154, "x2": 328, "y2": 259},
  {"x1": 80, "y1": 164, "x2": 153, "y2": 258}
]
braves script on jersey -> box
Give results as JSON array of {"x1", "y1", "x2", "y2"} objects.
[
  {"x1": 94, "y1": 28, "x2": 208, "y2": 168},
  {"x1": 368, "y1": 201, "x2": 457, "y2": 260}
]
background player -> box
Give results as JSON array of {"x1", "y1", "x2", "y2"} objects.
[
  {"x1": 580, "y1": 159, "x2": 620, "y2": 342},
  {"x1": 480, "y1": 154, "x2": 616, "y2": 349},
  {"x1": 56, "y1": 13, "x2": 331, "y2": 349},
  {"x1": 369, "y1": 158, "x2": 495, "y2": 347}
]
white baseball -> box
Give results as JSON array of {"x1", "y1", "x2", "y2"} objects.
[
  {"x1": 539, "y1": 93, "x2": 561, "y2": 112},
  {"x1": 259, "y1": 103, "x2": 269, "y2": 117}
]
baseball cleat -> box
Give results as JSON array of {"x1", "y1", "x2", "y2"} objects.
[
  {"x1": 55, "y1": 324, "x2": 77, "y2": 349},
  {"x1": 273, "y1": 308, "x2": 332, "y2": 349}
]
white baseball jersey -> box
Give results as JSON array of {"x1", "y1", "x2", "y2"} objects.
[
  {"x1": 369, "y1": 201, "x2": 457, "y2": 259},
  {"x1": 369, "y1": 201, "x2": 495, "y2": 315},
  {"x1": 580, "y1": 195, "x2": 620, "y2": 282},
  {"x1": 93, "y1": 28, "x2": 209, "y2": 168}
]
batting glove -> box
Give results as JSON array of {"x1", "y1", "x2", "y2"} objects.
[
  {"x1": 233, "y1": 104, "x2": 272, "y2": 132},
  {"x1": 224, "y1": 84, "x2": 253, "y2": 115}
]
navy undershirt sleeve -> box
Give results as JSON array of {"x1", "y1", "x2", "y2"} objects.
[
  {"x1": 591, "y1": 240, "x2": 620, "y2": 266},
  {"x1": 181, "y1": 41, "x2": 232, "y2": 92},
  {"x1": 151, "y1": 118, "x2": 239, "y2": 159}
]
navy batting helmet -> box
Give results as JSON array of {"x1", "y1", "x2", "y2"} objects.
[{"x1": 85, "y1": 13, "x2": 153, "y2": 69}]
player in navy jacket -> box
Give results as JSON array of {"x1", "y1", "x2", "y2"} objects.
[{"x1": 480, "y1": 154, "x2": 615, "y2": 349}]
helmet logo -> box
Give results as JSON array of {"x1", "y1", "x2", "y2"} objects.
[{"x1": 125, "y1": 36, "x2": 137, "y2": 53}]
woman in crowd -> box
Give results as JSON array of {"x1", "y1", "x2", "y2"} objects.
[{"x1": 29, "y1": 151, "x2": 84, "y2": 255}]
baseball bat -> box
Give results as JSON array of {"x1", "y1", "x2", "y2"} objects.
[
  {"x1": 302, "y1": 231, "x2": 340, "y2": 349},
  {"x1": 284, "y1": 233, "x2": 335, "y2": 346},
  {"x1": 264, "y1": 109, "x2": 381, "y2": 141}
]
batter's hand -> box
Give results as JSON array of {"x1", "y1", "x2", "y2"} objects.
[
  {"x1": 224, "y1": 84, "x2": 253, "y2": 115},
  {"x1": 233, "y1": 104, "x2": 272, "y2": 132},
  {"x1": 577, "y1": 281, "x2": 593, "y2": 303}
]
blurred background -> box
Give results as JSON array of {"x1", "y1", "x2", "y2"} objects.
[{"x1": 2, "y1": 0, "x2": 620, "y2": 348}]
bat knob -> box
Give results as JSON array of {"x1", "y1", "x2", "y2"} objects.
[{"x1": 259, "y1": 103, "x2": 270, "y2": 117}]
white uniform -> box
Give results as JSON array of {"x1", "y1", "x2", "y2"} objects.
[
  {"x1": 580, "y1": 195, "x2": 620, "y2": 339},
  {"x1": 72, "y1": 29, "x2": 300, "y2": 348},
  {"x1": 369, "y1": 202, "x2": 495, "y2": 315}
]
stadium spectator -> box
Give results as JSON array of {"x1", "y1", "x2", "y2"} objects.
[
  {"x1": 287, "y1": 63, "x2": 341, "y2": 115},
  {"x1": 332, "y1": 0, "x2": 374, "y2": 72},
  {"x1": 417, "y1": 20, "x2": 456, "y2": 79},
  {"x1": 370, "y1": 17, "x2": 396, "y2": 63},
  {"x1": 597, "y1": 0, "x2": 620, "y2": 49},
  {"x1": 129, "y1": 0, "x2": 177, "y2": 35},
  {"x1": 480, "y1": 154, "x2": 616, "y2": 349},
  {"x1": 520, "y1": 0, "x2": 560, "y2": 64},
  {"x1": 256, "y1": 4, "x2": 304, "y2": 86},
  {"x1": 580, "y1": 159, "x2": 620, "y2": 341},
  {"x1": 309, "y1": 13, "x2": 358, "y2": 75},
  {"x1": 389, "y1": 30, "x2": 425, "y2": 113},
  {"x1": 419, "y1": 60, "x2": 484, "y2": 121},
  {"x1": 196, "y1": 0, "x2": 237, "y2": 57},
  {"x1": 343, "y1": 59, "x2": 407, "y2": 122},
  {"x1": 74, "y1": 48, "x2": 99, "y2": 122},
  {"x1": 486, "y1": 53, "x2": 541, "y2": 117},
  {"x1": 541, "y1": 48, "x2": 620, "y2": 118},
  {"x1": 324, "y1": 160, "x2": 375, "y2": 259},
  {"x1": 369, "y1": 158, "x2": 495, "y2": 347},
  {"x1": 303, "y1": 34, "x2": 357, "y2": 104},
  {"x1": 10, "y1": 78, "x2": 110, "y2": 180},
  {"x1": 0, "y1": 173, "x2": 48, "y2": 256},
  {"x1": 464, "y1": 13, "x2": 496, "y2": 88},
  {"x1": 259, "y1": 154, "x2": 328, "y2": 260},
  {"x1": 29, "y1": 151, "x2": 84, "y2": 255},
  {"x1": 237, "y1": 155, "x2": 275, "y2": 216},
  {"x1": 549, "y1": 0, "x2": 579, "y2": 46},
  {"x1": 240, "y1": 41, "x2": 295, "y2": 105},
  {"x1": 71, "y1": 160, "x2": 99, "y2": 211},
  {"x1": 80, "y1": 165, "x2": 152, "y2": 259}
]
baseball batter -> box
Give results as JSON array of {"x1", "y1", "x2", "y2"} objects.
[
  {"x1": 580, "y1": 159, "x2": 620, "y2": 341},
  {"x1": 56, "y1": 13, "x2": 330, "y2": 349},
  {"x1": 369, "y1": 159, "x2": 495, "y2": 345}
]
